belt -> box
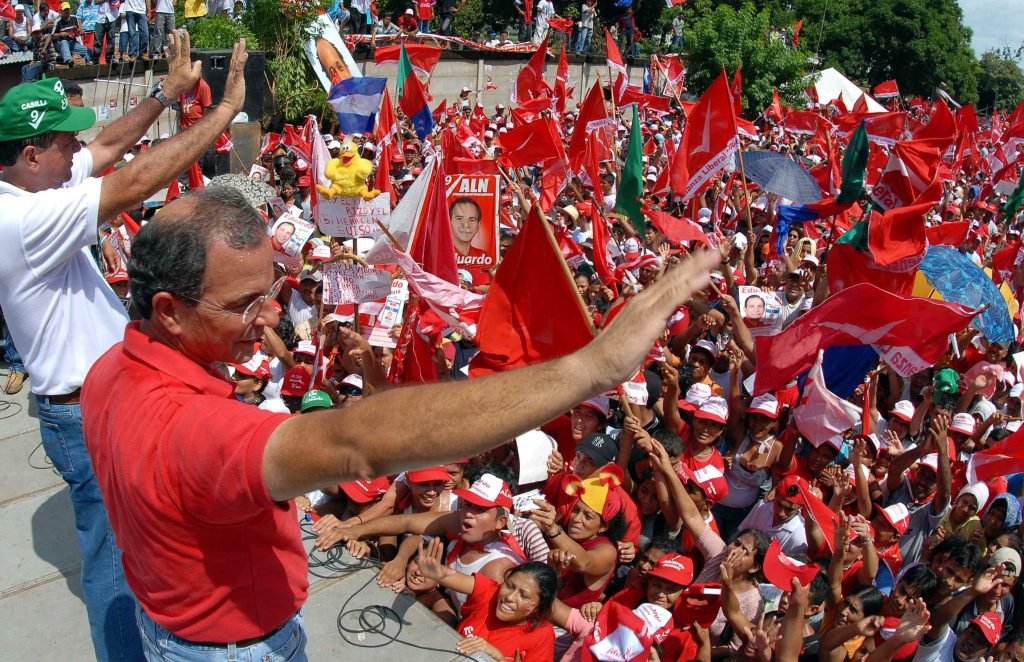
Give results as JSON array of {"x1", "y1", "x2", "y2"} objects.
[
  {"x1": 44, "y1": 389, "x2": 81, "y2": 405},
  {"x1": 190, "y1": 617, "x2": 292, "y2": 649}
]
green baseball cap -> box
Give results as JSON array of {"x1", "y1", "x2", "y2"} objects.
[
  {"x1": 0, "y1": 77, "x2": 95, "y2": 141},
  {"x1": 300, "y1": 389, "x2": 333, "y2": 413}
]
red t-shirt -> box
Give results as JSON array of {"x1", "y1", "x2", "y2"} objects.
[
  {"x1": 457, "y1": 574, "x2": 555, "y2": 661},
  {"x1": 680, "y1": 448, "x2": 729, "y2": 504},
  {"x1": 396, "y1": 13, "x2": 417, "y2": 31},
  {"x1": 82, "y1": 323, "x2": 307, "y2": 642},
  {"x1": 416, "y1": 0, "x2": 433, "y2": 20},
  {"x1": 178, "y1": 79, "x2": 212, "y2": 129}
]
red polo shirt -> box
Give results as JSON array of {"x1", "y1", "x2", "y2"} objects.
[{"x1": 82, "y1": 323, "x2": 307, "y2": 643}]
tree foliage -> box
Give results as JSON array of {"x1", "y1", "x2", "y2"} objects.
[
  {"x1": 681, "y1": 0, "x2": 811, "y2": 115},
  {"x1": 977, "y1": 51, "x2": 1024, "y2": 113}
]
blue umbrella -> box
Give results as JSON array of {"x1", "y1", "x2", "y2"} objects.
[
  {"x1": 918, "y1": 245, "x2": 1014, "y2": 344},
  {"x1": 738, "y1": 150, "x2": 823, "y2": 204}
]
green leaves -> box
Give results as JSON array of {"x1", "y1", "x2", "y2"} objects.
[{"x1": 188, "y1": 14, "x2": 258, "y2": 50}]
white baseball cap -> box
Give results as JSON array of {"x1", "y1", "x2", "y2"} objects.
[{"x1": 949, "y1": 412, "x2": 976, "y2": 436}]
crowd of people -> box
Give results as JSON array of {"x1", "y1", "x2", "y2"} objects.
[{"x1": 4, "y1": 7, "x2": 1024, "y2": 662}]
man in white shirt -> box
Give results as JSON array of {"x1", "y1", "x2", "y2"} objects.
[
  {"x1": 737, "y1": 474, "x2": 808, "y2": 556},
  {"x1": 0, "y1": 32, "x2": 250, "y2": 662},
  {"x1": 533, "y1": 0, "x2": 553, "y2": 44}
]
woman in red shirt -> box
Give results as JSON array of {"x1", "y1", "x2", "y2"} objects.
[{"x1": 417, "y1": 538, "x2": 557, "y2": 661}]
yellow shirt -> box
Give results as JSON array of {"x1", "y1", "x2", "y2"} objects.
[
  {"x1": 184, "y1": 0, "x2": 207, "y2": 19},
  {"x1": 941, "y1": 514, "x2": 984, "y2": 549}
]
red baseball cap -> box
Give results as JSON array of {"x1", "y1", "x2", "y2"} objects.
[
  {"x1": 647, "y1": 553, "x2": 695, "y2": 588},
  {"x1": 762, "y1": 539, "x2": 819, "y2": 591},
  {"x1": 280, "y1": 366, "x2": 311, "y2": 396},
  {"x1": 406, "y1": 466, "x2": 449, "y2": 484},
  {"x1": 672, "y1": 583, "x2": 722, "y2": 628},
  {"x1": 969, "y1": 611, "x2": 1003, "y2": 645},
  {"x1": 339, "y1": 476, "x2": 391, "y2": 504},
  {"x1": 454, "y1": 473, "x2": 514, "y2": 509}
]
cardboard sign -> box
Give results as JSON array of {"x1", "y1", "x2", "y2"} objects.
[
  {"x1": 320, "y1": 262, "x2": 393, "y2": 305},
  {"x1": 738, "y1": 285, "x2": 784, "y2": 336},
  {"x1": 316, "y1": 193, "x2": 391, "y2": 238},
  {"x1": 268, "y1": 212, "x2": 315, "y2": 268},
  {"x1": 445, "y1": 174, "x2": 500, "y2": 272}
]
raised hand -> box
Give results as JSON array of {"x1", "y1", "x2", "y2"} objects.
[
  {"x1": 528, "y1": 499, "x2": 560, "y2": 536},
  {"x1": 217, "y1": 38, "x2": 249, "y2": 115},
  {"x1": 416, "y1": 537, "x2": 450, "y2": 583},
  {"x1": 161, "y1": 30, "x2": 201, "y2": 98}
]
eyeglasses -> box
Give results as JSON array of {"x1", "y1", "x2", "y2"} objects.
[{"x1": 179, "y1": 277, "x2": 284, "y2": 325}]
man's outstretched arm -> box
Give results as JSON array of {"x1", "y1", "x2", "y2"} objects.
[{"x1": 262, "y1": 251, "x2": 719, "y2": 501}]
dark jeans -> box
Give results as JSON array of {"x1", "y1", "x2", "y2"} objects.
[
  {"x1": 93, "y1": 20, "x2": 116, "y2": 61},
  {"x1": 3, "y1": 35, "x2": 31, "y2": 51},
  {"x1": 36, "y1": 396, "x2": 143, "y2": 661},
  {"x1": 125, "y1": 10, "x2": 148, "y2": 57}
]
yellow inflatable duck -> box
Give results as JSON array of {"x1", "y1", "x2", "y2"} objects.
[{"x1": 316, "y1": 141, "x2": 381, "y2": 201}]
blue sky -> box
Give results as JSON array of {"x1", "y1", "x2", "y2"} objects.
[{"x1": 959, "y1": 0, "x2": 1024, "y2": 55}]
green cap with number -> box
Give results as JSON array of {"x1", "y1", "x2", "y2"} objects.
[{"x1": 0, "y1": 77, "x2": 95, "y2": 141}]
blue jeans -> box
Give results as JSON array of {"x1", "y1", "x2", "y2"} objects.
[
  {"x1": 4, "y1": 333, "x2": 24, "y2": 374},
  {"x1": 57, "y1": 38, "x2": 92, "y2": 63},
  {"x1": 671, "y1": 35, "x2": 683, "y2": 49},
  {"x1": 125, "y1": 11, "x2": 148, "y2": 57},
  {"x1": 37, "y1": 396, "x2": 143, "y2": 662},
  {"x1": 574, "y1": 26, "x2": 592, "y2": 53},
  {"x1": 418, "y1": 18, "x2": 429, "y2": 32},
  {"x1": 3, "y1": 35, "x2": 31, "y2": 52},
  {"x1": 136, "y1": 606, "x2": 307, "y2": 661}
]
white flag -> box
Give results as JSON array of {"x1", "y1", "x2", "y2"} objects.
[{"x1": 793, "y1": 350, "x2": 861, "y2": 446}]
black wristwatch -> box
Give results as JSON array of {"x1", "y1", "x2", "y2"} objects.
[{"x1": 148, "y1": 82, "x2": 172, "y2": 108}]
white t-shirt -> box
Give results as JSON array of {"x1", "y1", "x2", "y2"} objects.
[
  {"x1": 123, "y1": 0, "x2": 148, "y2": 14},
  {"x1": 0, "y1": 148, "x2": 130, "y2": 396},
  {"x1": 155, "y1": 0, "x2": 174, "y2": 12},
  {"x1": 911, "y1": 624, "x2": 955, "y2": 661}
]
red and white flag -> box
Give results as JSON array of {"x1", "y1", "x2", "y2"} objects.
[
  {"x1": 581, "y1": 601, "x2": 670, "y2": 662},
  {"x1": 968, "y1": 430, "x2": 1024, "y2": 483},
  {"x1": 873, "y1": 80, "x2": 900, "y2": 100},
  {"x1": 512, "y1": 34, "x2": 549, "y2": 104},
  {"x1": 668, "y1": 71, "x2": 738, "y2": 201},
  {"x1": 870, "y1": 139, "x2": 943, "y2": 211},
  {"x1": 374, "y1": 44, "x2": 442, "y2": 78},
  {"x1": 604, "y1": 28, "x2": 627, "y2": 79},
  {"x1": 793, "y1": 350, "x2": 861, "y2": 447}
]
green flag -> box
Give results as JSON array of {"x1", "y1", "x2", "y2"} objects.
[
  {"x1": 614, "y1": 105, "x2": 645, "y2": 235},
  {"x1": 836, "y1": 220, "x2": 869, "y2": 251},
  {"x1": 835, "y1": 122, "x2": 869, "y2": 204},
  {"x1": 396, "y1": 45, "x2": 413, "y2": 99},
  {"x1": 1003, "y1": 176, "x2": 1024, "y2": 219}
]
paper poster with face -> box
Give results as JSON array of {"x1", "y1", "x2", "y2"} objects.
[
  {"x1": 303, "y1": 13, "x2": 362, "y2": 93},
  {"x1": 738, "y1": 286, "x2": 783, "y2": 337},
  {"x1": 367, "y1": 278, "x2": 409, "y2": 348},
  {"x1": 268, "y1": 212, "x2": 315, "y2": 268},
  {"x1": 445, "y1": 174, "x2": 500, "y2": 272}
]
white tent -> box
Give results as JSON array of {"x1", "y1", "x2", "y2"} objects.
[{"x1": 808, "y1": 67, "x2": 886, "y2": 113}]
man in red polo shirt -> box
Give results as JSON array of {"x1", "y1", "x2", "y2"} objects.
[{"x1": 81, "y1": 186, "x2": 715, "y2": 655}]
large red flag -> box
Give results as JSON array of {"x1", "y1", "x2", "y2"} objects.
[
  {"x1": 913, "y1": 98, "x2": 957, "y2": 150},
  {"x1": 968, "y1": 430, "x2": 1024, "y2": 483},
  {"x1": 643, "y1": 205, "x2": 710, "y2": 247},
  {"x1": 409, "y1": 158, "x2": 459, "y2": 284},
  {"x1": 827, "y1": 242, "x2": 917, "y2": 296},
  {"x1": 764, "y1": 88, "x2": 783, "y2": 122},
  {"x1": 956, "y1": 104, "x2": 981, "y2": 135},
  {"x1": 567, "y1": 81, "x2": 613, "y2": 173},
  {"x1": 926, "y1": 221, "x2": 970, "y2": 248},
  {"x1": 870, "y1": 139, "x2": 943, "y2": 211},
  {"x1": 604, "y1": 29, "x2": 627, "y2": 78},
  {"x1": 512, "y1": 34, "x2": 549, "y2": 104},
  {"x1": 590, "y1": 211, "x2": 616, "y2": 284},
  {"x1": 868, "y1": 179, "x2": 943, "y2": 267},
  {"x1": 753, "y1": 284, "x2": 979, "y2": 394},
  {"x1": 497, "y1": 117, "x2": 561, "y2": 167},
  {"x1": 554, "y1": 44, "x2": 569, "y2": 116},
  {"x1": 469, "y1": 206, "x2": 594, "y2": 377},
  {"x1": 374, "y1": 44, "x2": 442, "y2": 78},
  {"x1": 992, "y1": 241, "x2": 1024, "y2": 285},
  {"x1": 834, "y1": 112, "x2": 907, "y2": 147},
  {"x1": 669, "y1": 71, "x2": 738, "y2": 200}
]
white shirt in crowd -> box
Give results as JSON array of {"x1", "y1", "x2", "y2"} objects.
[
  {"x1": 737, "y1": 500, "x2": 808, "y2": 556},
  {"x1": 0, "y1": 148, "x2": 129, "y2": 396}
]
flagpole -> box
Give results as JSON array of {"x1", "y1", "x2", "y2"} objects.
[{"x1": 734, "y1": 146, "x2": 755, "y2": 237}]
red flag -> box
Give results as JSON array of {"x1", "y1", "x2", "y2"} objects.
[
  {"x1": 926, "y1": 221, "x2": 970, "y2": 248},
  {"x1": 591, "y1": 211, "x2": 616, "y2": 284},
  {"x1": 792, "y1": 18, "x2": 803, "y2": 47},
  {"x1": 497, "y1": 117, "x2": 561, "y2": 167},
  {"x1": 764, "y1": 88, "x2": 783, "y2": 122},
  {"x1": 991, "y1": 241, "x2": 1024, "y2": 285},
  {"x1": 388, "y1": 303, "x2": 439, "y2": 385},
  {"x1": 753, "y1": 284, "x2": 979, "y2": 394},
  {"x1": 643, "y1": 205, "x2": 710, "y2": 247},
  {"x1": 376, "y1": 88, "x2": 401, "y2": 163},
  {"x1": 669, "y1": 71, "x2": 738, "y2": 200},
  {"x1": 119, "y1": 212, "x2": 141, "y2": 239},
  {"x1": 868, "y1": 180, "x2": 943, "y2": 267},
  {"x1": 282, "y1": 124, "x2": 312, "y2": 163},
  {"x1": 968, "y1": 430, "x2": 1024, "y2": 483},
  {"x1": 1008, "y1": 98, "x2": 1024, "y2": 127},
  {"x1": 512, "y1": 34, "x2": 549, "y2": 104},
  {"x1": 730, "y1": 68, "x2": 743, "y2": 114},
  {"x1": 374, "y1": 44, "x2": 442, "y2": 78},
  {"x1": 852, "y1": 94, "x2": 869, "y2": 114},
  {"x1": 555, "y1": 226, "x2": 586, "y2": 269},
  {"x1": 409, "y1": 158, "x2": 459, "y2": 284},
  {"x1": 373, "y1": 146, "x2": 395, "y2": 201},
  {"x1": 432, "y1": 99, "x2": 447, "y2": 123},
  {"x1": 834, "y1": 112, "x2": 907, "y2": 146},
  {"x1": 871, "y1": 139, "x2": 942, "y2": 211},
  {"x1": 0, "y1": 1, "x2": 16, "y2": 20},
  {"x1": 259, "y1": 131, "x2": 282, "y2": 157},
  {"x1": 567, "y1": 81, "x2": 613, "y2": 173},
  {"x1": 735, "y1": 116, "x2": 758, "y2": 141},
  {"x1": 604, "y1": 29, "x2": 627, "y2": 78},
  {"x1": 554, "y1": 44, "x2": 569, "y2": 116},
  {"x1": 873, "y1": 80, "x2": 900, "y2": 100},
  {"x1": 469, "y1": 206, "x2": 594, "y2": 377},
  {"x1": 913, "y1": 98, "x2": 957, "y2": 148},
  {"x1": 827, "y1": 242, "x2": 917, "y2": 296},
  {"x1": 581, "y1": 601, "x2": 668, "y2": 662},
  {"x1": 956, "y1": 104, "x2": 980, "y2": 134},
  {"x1": 165, "y1": 176, "x2": 181, "y2": 204},
  {"x1": 783, "y1": 110, "x2": 834, "y2": 136},
  {"x1": 548, "y1": 16, "x2": 573, "y2": 33}
]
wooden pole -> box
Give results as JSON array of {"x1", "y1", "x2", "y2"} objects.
[{"x1": 733, "y1": 146, "x2": 756, "y2": 238}]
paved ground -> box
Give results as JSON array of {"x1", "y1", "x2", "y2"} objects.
[{"x1": 0, "y1": 366, "x2": 476, "y2": 661}]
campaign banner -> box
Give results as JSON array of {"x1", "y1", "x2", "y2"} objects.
[
  {"x1": 320, "y1": 262, "x2": 393, "y2": 305},
  {"x1": 367, "y1": 278, "x2": 410, "y2": 348},
  {"x1": 316, "y1": 193, "x2": 390, "y2": 238},
  {"x1": 445, "y1": 174, "x2": 500, "y2": 272},
  {"x1": 738, "y1": 285, "x2": 784, "y2": 337},
  {"x1": 304, "y1": 13, "x2": 362, "y2": 92},
  {"x1": 268, "y1": 212, "x2": 315, "y2": 269}
]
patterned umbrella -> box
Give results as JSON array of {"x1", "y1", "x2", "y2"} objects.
[
  {"x1": 207, "y1": 174, "x2": 277, "y2": 210},
  {"x1": 738, "y1": 150, "x2": 823, "y2": 204},
  {"x1": 918, "y1": 245, "x2": 1014, "y2": 344}
]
